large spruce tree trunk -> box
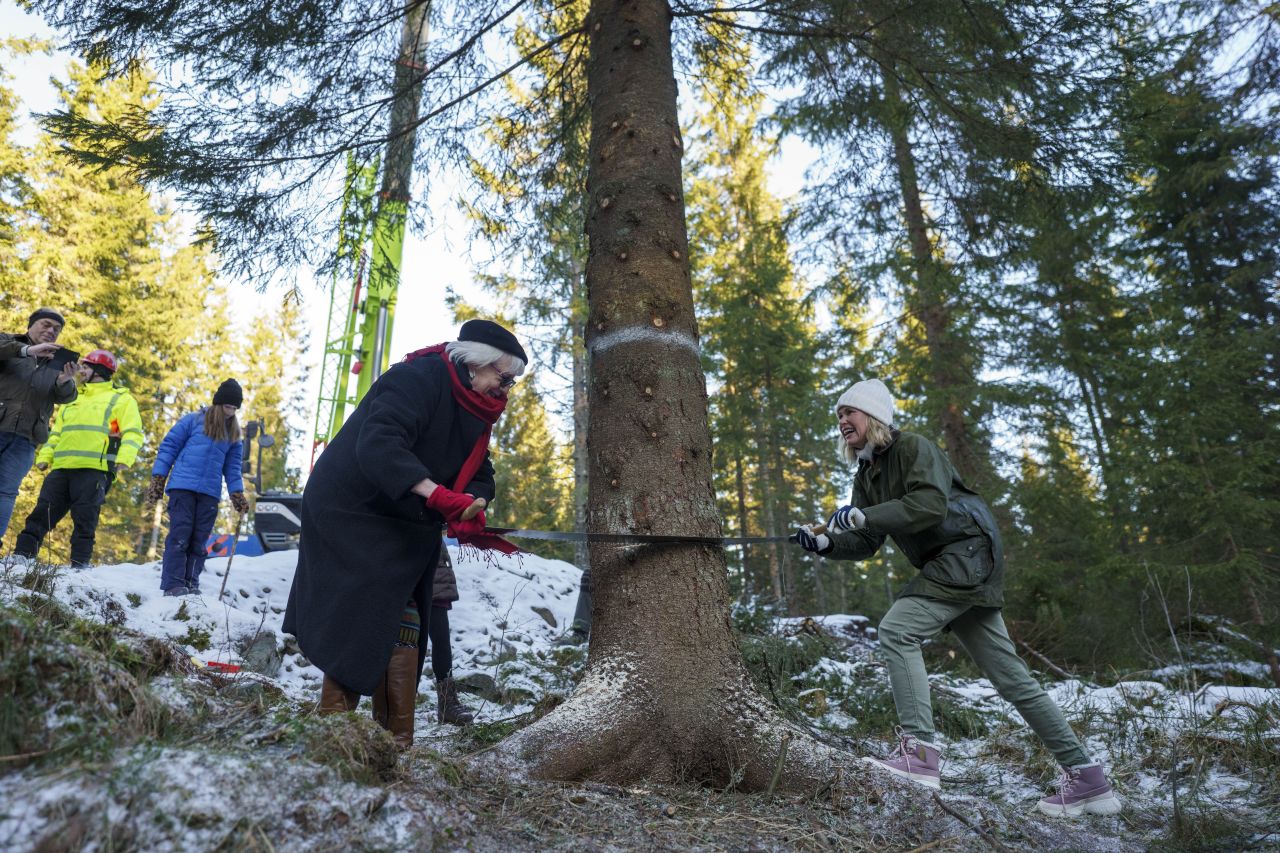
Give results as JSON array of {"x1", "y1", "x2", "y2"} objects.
[
  {"x1": 489, "y1": 0, "x2": 854, "y2": 789},
  {"x1": 571, "y1": 261, "x2": 590, "y2": 571},
  {"x1": 733, "y1": 451, "x2": 754, "y2": 601}
]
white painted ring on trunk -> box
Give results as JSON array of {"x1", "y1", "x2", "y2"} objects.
[{"x1": 589, "y1": 326, "x2": 701, "y2": 356}]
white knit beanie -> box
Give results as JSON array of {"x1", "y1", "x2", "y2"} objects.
[{"x1": 836, "y1": 378, "x2": 895, "y2": 426}]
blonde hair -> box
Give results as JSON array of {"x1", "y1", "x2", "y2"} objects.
[
  {"x1": 837, "y1": 415, "x2": 894, "y2": 464},
  {"x1": 204, "y1": 405, "x2": 243, "y2": 443}
]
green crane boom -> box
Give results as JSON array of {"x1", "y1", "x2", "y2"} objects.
[{"x1": 310, "y1": 4, "x2": 431, "y2": 467}]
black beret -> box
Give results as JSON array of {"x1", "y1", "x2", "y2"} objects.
[{"x1": 458, "y1": 319, "x2": 529, "y2": 365}]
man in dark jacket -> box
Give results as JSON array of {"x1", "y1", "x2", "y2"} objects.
[
  {"x1": 793, "y1": 379, "x2": 1123, "y2": 818},
  {"x1": 0, "y1": 308, "x2": 78, "y2": 549},
  {"x1": 284, "y1": 319, "x2": 527, "y2": 748}
]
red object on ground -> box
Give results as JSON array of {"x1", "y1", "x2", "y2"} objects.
[{"x1": 204, "y1": 661, "x2": 242, "y2": 673}]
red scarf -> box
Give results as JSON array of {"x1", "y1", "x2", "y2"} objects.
[{"x1": 403, "y1": 344, "x2": 520, "y2": 555}]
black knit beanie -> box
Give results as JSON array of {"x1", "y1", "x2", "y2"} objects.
[
  {"x1": 458, "y1": 319, "x2": 529, "y2": 365},
  {"x1": 213, "y1": 379, "x2": 244, "y2": 407},
  {"x1": 28, "y1": 307, "x2": 65, "y2": 328}
]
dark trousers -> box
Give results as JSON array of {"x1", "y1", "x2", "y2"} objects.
[
  {"x1": 15, "y1": 468, "x2": 108, "y2": 567},
  {"x1": 428, "y1": 605, "x2": 452, "y2": 682},
  {"x1": 160, "y1": 489, "x2": 220, "y2": 592}
]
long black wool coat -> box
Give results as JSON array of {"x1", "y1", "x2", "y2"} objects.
[{"x1": 283, "y1": 356, "x2": 495, "y2": 694}]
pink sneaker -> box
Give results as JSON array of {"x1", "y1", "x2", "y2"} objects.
[
  {"x1": 1037, "y1": 763, "x2": 1124, "y2": 817},
  {"x1": 860, "y1": 731, "x2": 941, "y2": 789}
]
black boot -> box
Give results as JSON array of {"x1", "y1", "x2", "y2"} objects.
[
  {"x1": 554, "y1": 573, "x2": 591, "y2": 646},
  {"x1": 435, "y1": 676, "x2": 475, "y2": 725}
]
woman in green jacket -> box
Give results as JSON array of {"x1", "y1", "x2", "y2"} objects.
[{"x1": 793, "y1": 378, "x2": 1122, "y2": 818}]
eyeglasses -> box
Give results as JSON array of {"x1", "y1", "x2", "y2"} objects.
[{"x1": 488, "y1": 361, "x2": 514, "y2": 389}]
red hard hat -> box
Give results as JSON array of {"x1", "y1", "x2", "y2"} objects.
[{"x1": 82, "y1": 349, "x2": 119, "y2": 373}]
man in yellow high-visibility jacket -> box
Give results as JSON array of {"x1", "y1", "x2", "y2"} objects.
[{"x1": 13, "y1": 349, "x2": 143, "y2": 566}]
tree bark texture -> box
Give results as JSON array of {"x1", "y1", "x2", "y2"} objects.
[
  {"x1": 571, "y1": 262, "x2": 590, "y2": 571},
  {"x1": 487, "y1": 0, "x2": 858, "y2": 791},
  {"x1": 733, "y1": 451, "x2": 753, "y2": 601}
]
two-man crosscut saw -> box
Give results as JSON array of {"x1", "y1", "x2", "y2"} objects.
[{"x1": 485, "y1": 526, "x2": 825, "y2": 547}]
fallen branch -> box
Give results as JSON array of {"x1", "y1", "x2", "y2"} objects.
[
  {"x1": 905, "y1": 839, "x2": 961, "y2": 853},
  {"x1": 1188, "y1": 614, "x2": 1280, "y2": 689},
  {"x1": 931, "y1": 792, "x2": 1009, "y2": 853},
  {"x1": 1013, "y1": 638, "x2": 1081, "y2": 683},
  {"x1": 766, "y1": 731, "x2": 792, "y2": 798}
]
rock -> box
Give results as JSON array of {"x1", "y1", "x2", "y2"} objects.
[
  {"x1": 238, "y1": 631, "x2": 283, "y2": 677},
  {"x1": 531, "y1": 605, "x2": 557, "y2": 628},
  {"x1": 797, "y1": 687, "x2": 827, "y2": 717},
  {"x1": 455, "y1": 672, "x2": 500, "y2": 702}
]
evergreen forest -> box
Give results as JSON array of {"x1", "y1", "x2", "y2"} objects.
[{"x1": 4, "y1": 0, "x2": 1276, "y2": 680}]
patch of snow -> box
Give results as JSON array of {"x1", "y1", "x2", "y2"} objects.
[
  {"x1": 3, "y1": 547, "x2": 583, "y2": 712},
  {"x1": 0, "y1": 746, "x2": 441, "y2": 851}
]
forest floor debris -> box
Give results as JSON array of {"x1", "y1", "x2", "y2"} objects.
[{"x1": 0, "y1": 550, "x2": 1275, "y2": 851}]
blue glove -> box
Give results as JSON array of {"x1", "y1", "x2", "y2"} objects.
[
  {"x1": 827, "y1": 505, "x2": 866, "y2": 532},
  {"x1": 792, "y1": 526, "x2": 831, "y2": 554}
]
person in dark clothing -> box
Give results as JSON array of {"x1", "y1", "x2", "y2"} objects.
[
  {"x1": 14, "y1": 350, "x2": 143, "y2": 567},
  {"x1": 427, "y1": 542, "x2": 475, "y2": 725},
  {"x1": 792, "y1": 378, "x2": 1122, "y2": 817},
  {"x1": 284, "y1": 319, "x2": 527, "y2": 749},
  {"x1": 554, "y1": 568, "x2": 592, "y2": 646},
  {"x1": 0, "y1": 308, "x2": 77, "y2": 548}
]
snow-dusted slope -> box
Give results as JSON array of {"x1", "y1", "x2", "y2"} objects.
[{"x1": 9, "y1": 546, "x2": 584, "y2": 709}]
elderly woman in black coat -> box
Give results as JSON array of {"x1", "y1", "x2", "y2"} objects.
[{"x1": 284, "y1": 319, "x2": 527, "y2": 747}]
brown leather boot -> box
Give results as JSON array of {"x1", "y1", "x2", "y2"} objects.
[
  {"x1": 318, "y1": 674, "x2": 359, "y2": 714},
  {"x1": 372, "y1": 645, "x2": 418, "y2": 748}
]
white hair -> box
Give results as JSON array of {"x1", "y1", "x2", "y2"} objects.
[{"x1": 445, "y1": 340, "x2": 526, "y2": 375}]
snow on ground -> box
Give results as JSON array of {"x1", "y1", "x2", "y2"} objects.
[
  {"x1": 9, "y1": 547, "x2": 1278, "y2": 751},
  {"x1": 0, "y1": 746, "x2": 442, "y2": 852},
  {"x1": 4, "y1": 546, "x2": 1278, "y2": 841},
  {"x1": 0, "y1": 545, "x2": 584, "y2": 711}
]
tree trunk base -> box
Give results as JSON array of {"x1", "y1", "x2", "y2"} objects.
[{"x1": 478, "y1": 661, "x2": 862, "y2": 794}]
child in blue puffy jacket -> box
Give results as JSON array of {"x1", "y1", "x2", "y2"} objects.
[{"x1": 149, "y1": 380, "x2": 248, "y2": 596}]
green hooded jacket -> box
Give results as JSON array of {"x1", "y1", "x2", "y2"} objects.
[{"x1": 825, "y1": 430, "x2": 1005, "y2": 607}]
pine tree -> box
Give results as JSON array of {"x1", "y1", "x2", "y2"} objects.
[
  {"x1": 685, "y1": 26, "x2": 832, "y2": 613},
  {"x1": 1118, "y1": 59, "x2": 1280, "y2": 637},
  {"x1": 241, "y1": 295, "x2": 310, "y2": 497},
  {"x1": 0, "y1": 39, "x2": 38, "y2": 309},
  {"x1": 486, "y1": 0, "x2": 866, "y2": 791},
  {"x1": 462, "y1": 0, "x2": 591, "y2": 567},
  {"x1": 763, "y1": 0, "x2": 1137, "y2": 495},
  {"x1": 7, "y1": 60, "x2": 237, "y2": 562},
  {"x1": 487, "y1": 381, "x2": 573, "y2": 561}
]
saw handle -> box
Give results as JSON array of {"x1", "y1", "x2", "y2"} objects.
[
  {"x1": 460, "y1": 497, "x2": 487, "y2": 522},
  {"x1": 787, "y1": 523, "x2": 828, "y2": 543}
]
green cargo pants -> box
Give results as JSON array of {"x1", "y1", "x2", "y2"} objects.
[{"x1": 877, "y1": 595, "x2": 1089, "y2": 768}]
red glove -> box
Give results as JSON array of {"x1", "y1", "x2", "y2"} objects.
[
  {"x1": 424, "y1": 485, "x2": 475, "y2": 522},
  {"x1": 448, "y1": 510, "x2": 486, "y2": 540}
]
